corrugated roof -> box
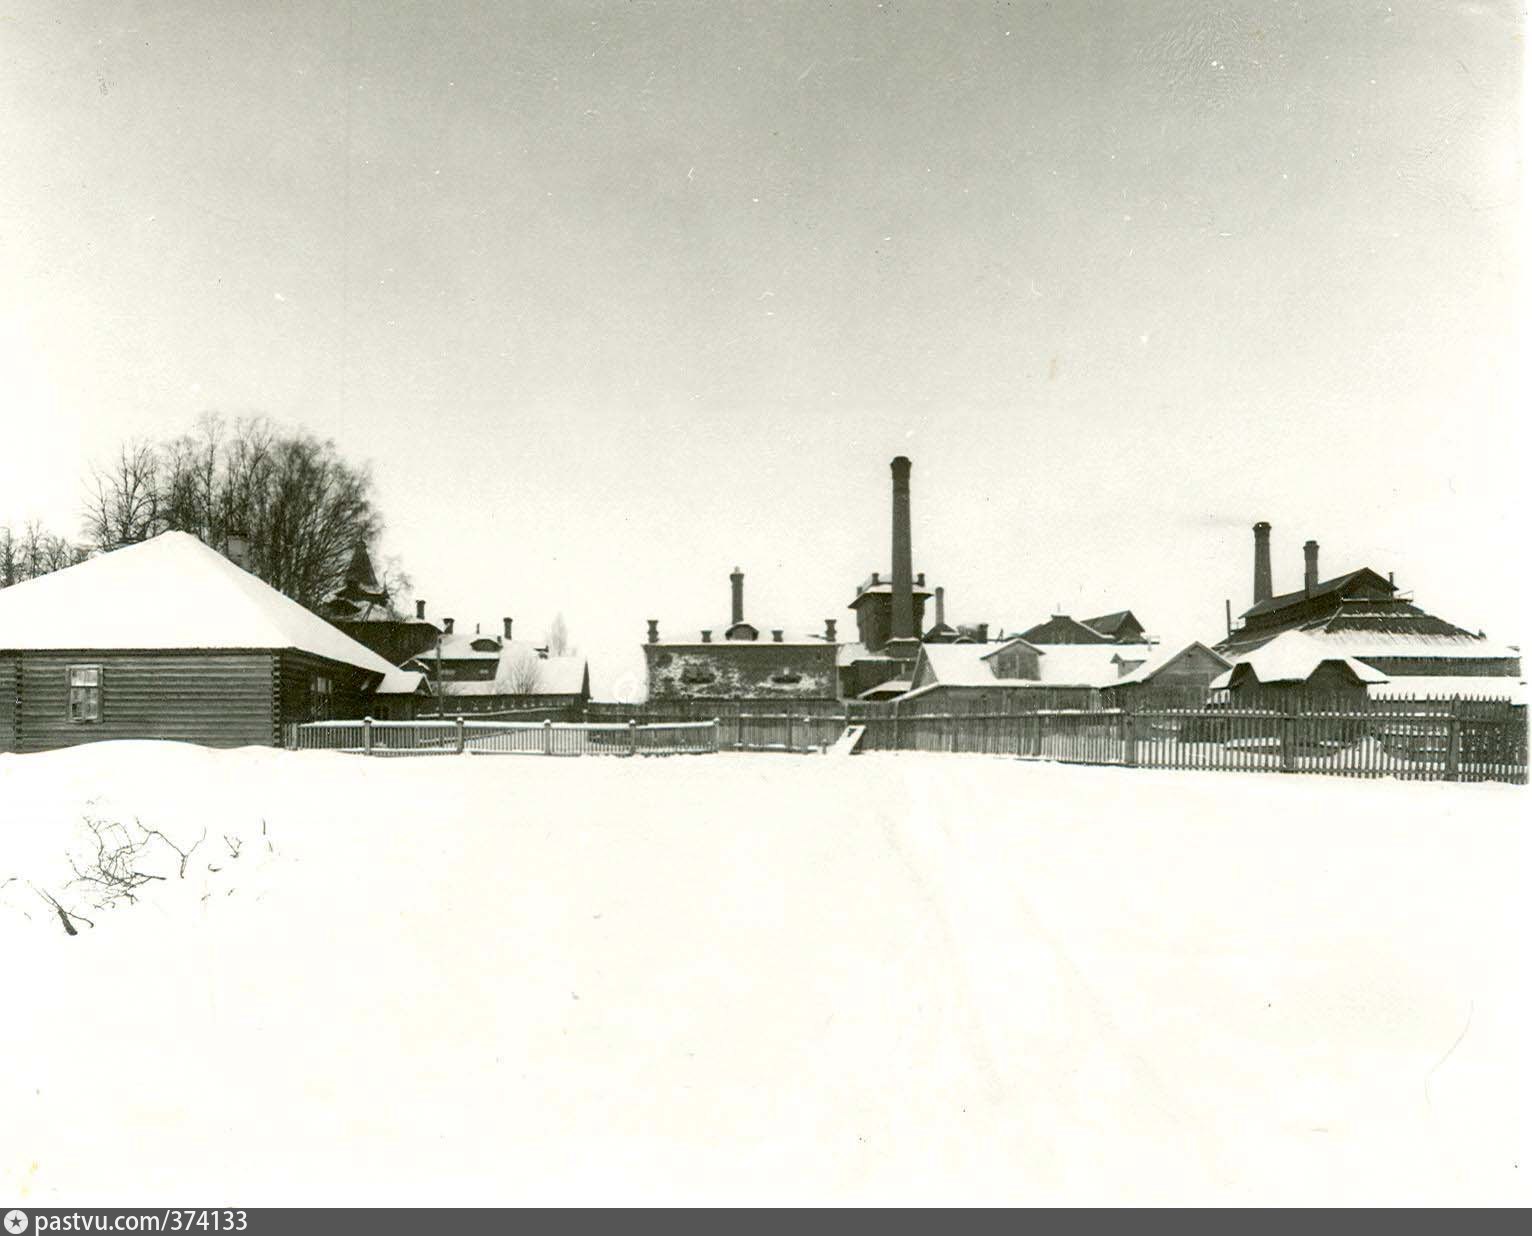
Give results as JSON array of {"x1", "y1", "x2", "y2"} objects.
[
  {"x1": 1240, "y1": 568, "x2": 1394, "y2": 619},
  {"x1": 0, "y1": 531, "x2": 399, "y2": 678}
]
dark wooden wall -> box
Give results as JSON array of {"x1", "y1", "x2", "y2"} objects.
[
  {"x1": 0, "y1": 655, "x2": 17, "y2": 753},
  {"x1": 275, "y1": 650, "x2": 379, "y2": 730},
  {"x1": 8, "y1": 650, "x2": 274, "y2": 753}
]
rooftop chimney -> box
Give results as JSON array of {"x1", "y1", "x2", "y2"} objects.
[
  {"x1": 824, "y1": 618, "x2": 837, "y2": 642},
  {"x1": 935, "y1": 585, "x2": 946, "y2": 628},
  {"x1": 977, "y1": 622, "x2": 989, "y2": 645},
  {"x1": 443, "y1": 617, "x2": 455, "y2": 635},
  {"x1": 415, "y1": 599, "x2": 426, "y2": 620},
  {"x1": 503, "y1": 617, "x2": 514, "y2": 640},
  {"x1": 225, "y1": 530, "x2": 251, "y2": 571},
  {"x1": 701, "y1": 629, "x2": 712, "y2": 643},
  {"x1": 771, "y1": 629, "x2": 783, "y2": 643},
  {"x1": 1303, "y1": 540, "x2": 1319, "y2": 597},
  {"x1": 647, "y1": 619, "x2": 659, "y2": 644},
  {"x1": 1253, "y1": 522, "x2": 1273, "y2": 605},
  {"x1": 889, "y1": 456, "x2": 916, "y2": 647},
  {"x1": 730, "y1": 567, "x2": 745, "y2": 627}
]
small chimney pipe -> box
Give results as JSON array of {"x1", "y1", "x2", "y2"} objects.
[
  {"x1": 225, "y1": 530, "x2": 251, "y2": 570},
  {"x1": 443, "y1": 617, "x2": 455, "y2": 635},
  {"x1": 890, "y1": 456, "x2": 915, "y2": 643},
  {"x1": 415, "y1": 599, "x2": 426, "y2": 620},
  {"x1": 730, "y1": 567, "x2": 745, "y2": 627},
  {"x1": 503, "y1": 617, "x2": 513, "y2": 640},
  {"x1": 824, "y1": 618, "x2": 837, "y2": 642},
  {"x1": 977, "y1": 622, "x2": 989, "y2": 645},
  {"x1": 1225, "y1": 598, "x2": 1232, "y2": 638},
  {"x1": 1303, "y1": 540, "x2": 1319, "y2": 597},
  {"x1": 771, "y1": 629, "x2": 783, "y2": 643},
  {"x1": 646, "y1": 619, "x2": 659, "y2": 644},
  {"x1": 1253, "y1": 522, "x2": 1273, "y2": 605},
  {"x1": 935, "y1": 585, "x2": 946, "y2": 628},
  {"x1": 701, "y1": 629, "x2": 712, "y2": 643}
]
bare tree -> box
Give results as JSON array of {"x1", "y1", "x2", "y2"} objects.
[
  {"x1": 80, "y1": 414, "x2": 398, "y2": 610},
  {"x1": 545, "y1": 613, "x2": 574, "y2": 657},
  {"x1": 498, "y1": 650, "x2": 545, "y2": 696},
  {"x1": 83, "y1": 440, "x2": 161, "y2": 549},
  {"x1": 0, "y1": 520, "x2": 86, "y2": 588}
]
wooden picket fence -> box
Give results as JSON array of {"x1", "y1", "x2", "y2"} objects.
[
  {"x1": 285, "y1": 717, "x2": 719, "y2": 757},
  {"x1": 848, "y1": 695, "x2": 1526, "y2": 784}
]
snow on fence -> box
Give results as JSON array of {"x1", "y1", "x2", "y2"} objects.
[
  {"x1": 285, "y1": 717, "x2": 720, "y2": 757},
  {"x1": 851, "y1": 696, "x2": 1527, "y2": 784}
]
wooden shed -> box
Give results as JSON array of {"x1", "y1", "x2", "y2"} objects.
[{"x1": 0, "y1": 532, "x2": 407, "y2": 753}]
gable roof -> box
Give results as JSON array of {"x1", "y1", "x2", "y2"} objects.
[
  {"x1": 1240, "y1": 568, "x2": 1395, "y2": 620},
  {"x1": 1017, "y1": 615, "x2": 1115, "y2": 645},
  {"x1": 1209, "y1": 630, "x2": 1389, "y2": 689},
  {"x1": 1111, "y1": 642, "x2": 1231, "y2": 687},
  {"x1": 1030, "y1": 642, "x2": 1157, "y2": 688},
  {"x1": 912, "y1": 642, "x2": 1037, "y2": 688},
  {"x1": 0, "y1": 531, "x2": 400, "y2": 678},
  {"x1": 1083, "y1": 610, "x2": 1143, "y2": 639}
]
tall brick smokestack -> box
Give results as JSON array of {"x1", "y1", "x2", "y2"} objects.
[
  {"x1": 1304, "y1": 540, "x2": 1319, "y2": 597},
  {"x1": 934, "y1": 585, "x2": 946, "y2": 628},
  {"x1": 890, "y1": 456, "x2": 915, "y2": 644},
  {"x1": 1253, "y1": 522, "x2": 1273, "y2": 605},
  {"x1": 730, "y1": 567, "x2": 744, "y2": 627}
]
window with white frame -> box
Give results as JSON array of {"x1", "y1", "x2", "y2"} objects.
[{"x1": 67, "y1": 665, "x2": 102, "y2": 722}]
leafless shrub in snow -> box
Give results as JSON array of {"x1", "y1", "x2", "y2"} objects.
[{"x1": 69, "y1": 816, "x2": 164, "y2": 907}]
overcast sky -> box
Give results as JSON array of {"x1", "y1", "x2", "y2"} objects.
[{"x1": 1, "y1": 1, "x2": 1523, "y2": 697}]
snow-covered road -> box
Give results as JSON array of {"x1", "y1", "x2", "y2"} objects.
[{"x1": 1, "y1": 743, "x2": 1525, "y2": 1204}]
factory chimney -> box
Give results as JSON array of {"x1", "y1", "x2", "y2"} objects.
[
  {"x1": 730, "y1": 567, "x2": 745, "y2": 627},
  {"x1": 415, "y1": 599, "x2": 426, "y2": 620},
  {"x1": 1303, "y1": 541, "x2": 1320, "y2": 597},
  {"x1": 934, "y1": 585, "x2": 946, "y2": 628},
  {"x1": 1253, "y1": 522, "x2": 1273, "y2": 605},
  {"x1": 889, "y1": 456, "x2": 917, "y2": 653}
]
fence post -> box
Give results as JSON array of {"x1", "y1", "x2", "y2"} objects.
[
  {"x1": 1445, "y1": 698, "x2": 1462, "y2": 782},
  {"x1": 628, "y1": 719, "x2": 638, "y2": 757},
  {"x1": 713, "y1": 717, "x2": 720, "y2": 754},
  {"x1": 786, "y1": 712, "x2": 794, "y2": 752},
  {"x1": 1280, "y1": 700, "x2": 1295, "y2": 772},
  {"x1": 455, "y1": 716, "x2": 466, "y2": 754},
  {"x1": 543, "y1": 718, "x2": 554, "y2": 755},
  {"x1": 363, "y1": 716, "x2": 374, "y2": 756},
  {"x1": 1123, "y1": 705, "x2": 1137, "y2": 768}
]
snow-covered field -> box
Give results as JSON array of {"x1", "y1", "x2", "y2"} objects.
[{"x1": 1, "y1": 743, "x2": 1526, "y2": 1205}]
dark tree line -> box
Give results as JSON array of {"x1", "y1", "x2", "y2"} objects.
[{"x1": 2, "y1": 414, "x2": 407, "y2": 612}]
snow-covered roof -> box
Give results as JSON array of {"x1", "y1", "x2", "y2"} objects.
[
  {"x1": 1209, "y1": 631, "x2": 1389, "y2": 689},
  {"x1": 1112, "y1": 642, "x2": 1230, "y2": 688},
  {"x1": 465, "y1": 648, "x2": 590, "y2": 696},
  {"x1": 0, "y1": 531, "x2": 399, "y2": 679},
  {"x1": 424, "y1": 631, "x2": 509, "y2": 659},
  {"x1": 1296, "y1": 629, "x2": 1519, "y2": 660},
  {"x1": 914, "y1": 643, "x2": 1042, "y2": 689},
  {"x1": 1031, "y1": 643, "x2": 1156, "y2": 688},
  {"x1": 377, "y1": 668, "x2": 428, "y2": 695},
  {"x1": 650, "y1": 634, "x2": 833, "y2": 648},
  {"x1": 1367, "y1": 676, "x2": 1526, "y2": 703}
]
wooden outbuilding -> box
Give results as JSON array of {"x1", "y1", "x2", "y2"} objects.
[{"x1": 0, "y1": 532, "x2": 410, "y2": 752}]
